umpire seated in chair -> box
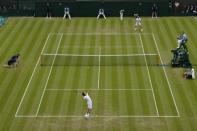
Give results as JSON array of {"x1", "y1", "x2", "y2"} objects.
[{"x1": 7, "y1": 54, "x2": 20, "y2": 67}]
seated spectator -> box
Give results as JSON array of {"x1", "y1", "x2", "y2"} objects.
[
  {"x1": 193, "y1": 5, "x2": 197, "y2": 15},
  {"x1": 184, "y1": 68, "x2": 195, "y2": 79}
]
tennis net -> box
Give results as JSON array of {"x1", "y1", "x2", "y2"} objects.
[{"x1": 40, "y1": 53, "x2": 160, "y2": 66}]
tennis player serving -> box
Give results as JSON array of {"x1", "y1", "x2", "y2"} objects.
[{"x1": 82, "y1": 92, "x2": 93, "y2": 119}]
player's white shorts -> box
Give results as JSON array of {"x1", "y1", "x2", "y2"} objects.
[
  {"x1": 135, "y1": 22, "x2": 141, "y2": 26},
  {"x1": 88, "y1": 103, "x2": 93, "y2": 109}
]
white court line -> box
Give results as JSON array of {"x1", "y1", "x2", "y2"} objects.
[
  {"x1": 15, "y1": 32, "x2": 180, "y2": 119},
  {"x1": 138, "y1": 34, "x2": 160, "y2": 116},
  {"x1": 42, "y1": 53, "x2": 157, "y2": 57},
  {"x1": 35, "y1": 33, "x2": 63, "y2": 116},
  {"x1": 15, "y1": 33, "x2": 52, "y2": 117},
  {"x1": 50, "y1": 32, "x2": 153, "y2": 36},
  {"x1": 98, "y1": 47, "x2": 101, "y2": 89},
  {"x1": 45, "y1": 88, "x2": 152, "y2": 91},
  {"x1": 152, "y1": 33, "x2": 180, "y2": 117},
  {"x1": 15, "y1": 115, "x2": 180, "y2": 118},
  {"x1": 61, "y1": 45, "x2": 142, "y2": 49}
]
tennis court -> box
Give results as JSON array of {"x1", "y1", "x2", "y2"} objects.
[
  {"x1": 15, "y1": 32, "x2": 179, "y2": 117},
  {"x1": 1, "y1": 17, "x2": 197, "y2": 131}
]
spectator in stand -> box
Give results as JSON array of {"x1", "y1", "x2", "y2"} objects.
[
  {"x1": 185, "y1": 4, "x2": 197, "y2": 16},
  {"x1": 152, "y1": 3, "x2": 158, "y2": 18},
  {"x1": 46, "y1": 3, "x2": 52, "y2": 19},
  {"x1": 193, "y1": 5, "x2": 197, "y2": 15}
]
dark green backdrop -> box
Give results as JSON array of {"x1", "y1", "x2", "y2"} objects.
[
  {"x1": 0, "y1": 0, "x2": 196, "y2": 16},
  {"x1": 35, "y1": 1, "x2": 169, "y2": 17}
]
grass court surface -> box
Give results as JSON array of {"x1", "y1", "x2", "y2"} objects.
[{"x1": 0, "y1": 17, "x2": 197, "y2": 131}]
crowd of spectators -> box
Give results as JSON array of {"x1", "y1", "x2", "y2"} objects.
[
  {"x1": 184, "y1": 4, "x2": 197, "y2": 15},
  {"x1": 0, "y1": 0, "x2": 17, "y2": 13},
  {"x1": 0, "y1": 4, "x2": 17, "y2": 12}
]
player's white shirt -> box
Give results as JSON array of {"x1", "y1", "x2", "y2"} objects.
[
  {"x1": 192, "y1": 68, "x2": 195, "y2": 79},
  {"x1": 120, "y1": 10, "x2": 124, "y2": 16},
  {"x1": 83, "y1": 94, "x2": 93, "y2": 109},
  {"x1": 99, "y1": 10, "x2": 104, "y2": 15},
  {"x1": 64, "y1": 8, "x2": 69, "y2": 14},
  {"x1": 135, "y1": 17, "x2": 141, "y2": 26},
  {"x1": 182, "y1": 33, "x2": 187, "y2": 39}
]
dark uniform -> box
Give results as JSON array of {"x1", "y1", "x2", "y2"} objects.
[
  {"x1": 8, "y1": 54, "x2": 20, "y2": 67},
  {"x1": 152, "y1": 4, "x2": 158, "y2": 18},
  {"x1": 46, "y1": 3, "x2": 52, "y2": 18}
]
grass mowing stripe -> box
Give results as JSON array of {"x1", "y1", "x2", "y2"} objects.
[
  {"x1": 0, "y1": 19, "x2": 41, "y2": 131},
  {"x1": 15, "y1": 20, "x2": 54, "y2": 114},
  {"x1": 111, "y1": 24, "x2": 121, "y2": 116},
  {"x1": 38, "y1": 35, "x2": 65, "y2": 115},
  {"x1": 124, "y1": 34, "x2": 140, "y2": 115},
  {"x1": 17, "y1": 20, "x2": 63, "y2": 116},
  {"x1": 62, "y1": 36, "x2": 80, "y2": 86},
  {"x1": 54, "y1": 31, "x2": 78, "y2": 116},
  {"x1": 176, "y1": 84, "x2": 196, "y2": 131},
  {"x1": 72, "y1": 19, "x2": 91, "y2": 117},
  {"x1": 137, "y1": 36, "x2": 156, "y2": 115},
  {"x1": 121, "y1": 26, "x2": 135, "y2": 115},
  {"x1": 147, "y1": 19, "x2": 177, "y2": 115},
  {"x1": 181, "y1": 18, "x2": 197, "y2": 64},
  {"x1": 0, "y1": 19, "x2": 41, "y2": 114},
  {"x1": 64, "y1": 19, "x2": 86, "y2": 116},
  {"x1": 36, "y1": 33, "x2": 63, "y2": 116},
  {"x1": 1, "y1": 17, "x2": 197, "y2": 131},
  {"x1": 152, "y1": 33, "x2": 180, "y2": 116},
  {"x1": 3, "y1": 19, "x2": 43, "y2": 111},
  {"x1": 16, "y1": 35, "x2": 55, "y2": 115},
  {"x1": 150, "y1": 20, "x2": 182, "y2": 115},
  {"x1": 39, "y1": 20, "x2": 67, "y2": 116},
  {"x1": 0, "y1": 19, "x2": 20, "y2": 49},
  {"x1": 50, "y1": 40, "x2": 68, "y2": 115},
  {"x1": 45, "y1": 22, "x2": 64, "y2": 115},
  {"x1": 0, "y1": 21, "x2": 26, "y2": 64},
  {"x1": 12, "y1": 19, "x2": 55, "y2": 124},
  {"x1": 0, "y1": 19, "x2": 22, "y2": 53}
]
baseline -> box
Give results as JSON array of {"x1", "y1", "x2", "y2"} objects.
[
  {"x1": 50, "y1": 32, "x2": 153, "y2": 36},
  {"x1": 45, "y1": 88, "x2": 152, "y2": 91},
  {"x1": 16, "y1": 115, "x2": 180, "y2": 118}
]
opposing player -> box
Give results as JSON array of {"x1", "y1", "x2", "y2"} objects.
[
  {"x1": 120, "y1": 9, "x2": 124, "y2": 21},
  {"x1": 82, "y1": 92, "x2": 93, "y2": 119},
  {"x1": 63, "y1": 7, "x2": 71, "y2": 20},
  {"x1": 134, "y1": 15, "x2": 143, "y2": 32},
  {"x1": 97, "y1": 9, "x2": 106, "y2": 20}
]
